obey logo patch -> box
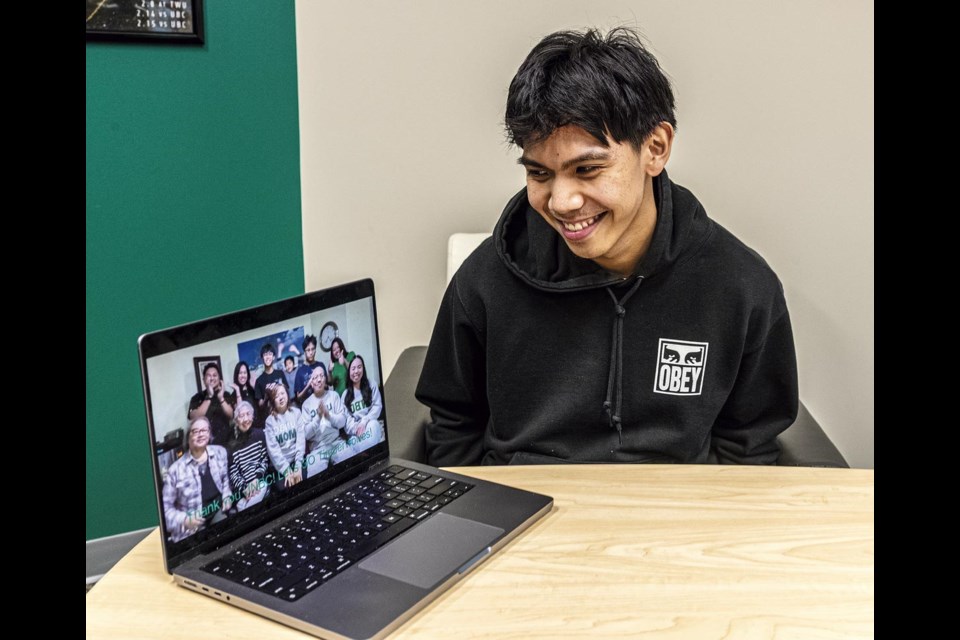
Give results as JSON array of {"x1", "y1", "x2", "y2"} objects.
[{"x1": 653, "y1": 339, "x2": 708, "y2": 396}]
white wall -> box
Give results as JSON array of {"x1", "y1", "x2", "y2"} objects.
[{"x1": 295, "y1": 1, "x2": 873, "y2": 467}]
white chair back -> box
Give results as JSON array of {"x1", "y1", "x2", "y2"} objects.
[{"x1": 446, "y1": 233, "x2": 491, "y2": 284}]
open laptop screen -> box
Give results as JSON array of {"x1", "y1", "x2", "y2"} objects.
[{"x1": 138, "y1": 279, "x2": 389, "y2": 568}]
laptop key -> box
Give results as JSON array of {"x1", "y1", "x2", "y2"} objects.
[
  {"x1": 348, "y1": 517, "x2": 417, "y2": 560},
  {"x1": 417, "y1": 476, "x2": 445, "y2": 488},
  {"x1": 426, "y1": 480, "x2": 457, "y2": 496},
  {"x1": 253, "y1": 570, "x2": 285, "y2": 592},
  {"x1": 272, "y1": 569, "x2": 310, "y2": 595},
  {"x1": 203, "y1": 558, "x2": 232, "y2": 574},
  {"x1": 303, "y1": 575, "x2": 323, "y2": 592}
]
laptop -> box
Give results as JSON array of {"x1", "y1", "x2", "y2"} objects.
[{"x1": 138, "y1": 278, "x2": 553, "y2": 639}]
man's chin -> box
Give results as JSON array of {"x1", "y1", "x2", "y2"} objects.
[{"x1": 560, "y1": 237, "x2": 603, "y2": 262}]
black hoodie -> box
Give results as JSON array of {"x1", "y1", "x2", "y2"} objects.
[{"x1": 415, "y1": 171, "x2": 798, "y2": 466}]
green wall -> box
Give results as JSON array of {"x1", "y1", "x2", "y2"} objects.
[{"x1": 86, "y1": 1, "x2": 303, "y2": 540}]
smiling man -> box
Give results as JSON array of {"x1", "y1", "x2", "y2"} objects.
[{"x1": 416, "y1": 27, "x2": 798, "y2": 466}]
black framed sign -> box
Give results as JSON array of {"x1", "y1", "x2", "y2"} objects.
[{"x1": 86, "y1": 0, "x2": 204, "y2": 44}]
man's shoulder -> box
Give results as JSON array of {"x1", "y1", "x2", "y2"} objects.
[
  {"x1": 697, "y1": 221, "x2": 784, "y2": 291},
  {"x1": 674, "y1": 220, "x2": 789, "y2": 323},
  {"x1": 450, "y1": 236, "x2": 516, "y2": 295}
]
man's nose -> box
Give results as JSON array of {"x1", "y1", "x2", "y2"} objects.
[{"x1": 548, "y1": 178, "x2": 585, "y2": 216}]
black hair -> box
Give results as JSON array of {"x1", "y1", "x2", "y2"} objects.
[
  {"x1": 330, "y1": 337, "x2": 346, "y2": 357},
  {"x1": 260, "y1": 343, "x2": 276, "y2": 357},
  {"x1": 504, "y1": 27, "x2": 676, "y2": 149},
  {"x1": 314, "y1": 362, "x2": 328, "y2": 381},
  {"x1": 284, "y1": 355, "x2": 295, "y2": 366},
  {"x1": 343, "y1": 355, "x2": 372, "y2": 410},
  {"x1": 233, "y1": 361, "x2": 253, "y2": 393},
  {"x1": 202, "y1": 362, "x2": 221, "y2": 378},
  {"x1": 307, "y1": 363, "x2": 329, "y2": 394},
  {"x1": 302, "y1": 334, "x2": 317, "y2": 351}
]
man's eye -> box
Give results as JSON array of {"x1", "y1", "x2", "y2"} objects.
[
  {"x1": 526, "y1": 169, "x2": 549, "y2": 180},
  {"x1": 577, "y1": 165, "x2": 600, "y2": 175}
]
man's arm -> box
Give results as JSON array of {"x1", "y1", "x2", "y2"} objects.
[
  {"x1": 415, "y1": 276, "x2": 489, "y2": 466},
  {"x1": 294, "y1": 368, "x2": 311, "y2": 403},
  {"x1": 328, "y1": 393, "x2": 347, "y2": 430},
  {"x1": 218, "y1": 388, "x2": 235, "y2": 420},
  {"x1": 711, "y1": 307, "x2": 799, "y2": 464},
  {"x1": 254, "y1": 377, "x2": 267, "y2": 410},
  {"x1": 187, "y1": 392, "x2": 211, "y2": 420}
]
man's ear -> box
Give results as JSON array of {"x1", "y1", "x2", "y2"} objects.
[{"x1": 644, "y1": 122, "x2": 674, "y2": 176}]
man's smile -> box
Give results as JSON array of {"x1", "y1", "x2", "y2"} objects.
[{"x1": 557, "y1": 211, "x2": 607, "y2": 240}]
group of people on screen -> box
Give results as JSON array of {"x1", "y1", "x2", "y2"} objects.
[{"x1": 161, "y1": 334, "x2": 383, "y2": 542}]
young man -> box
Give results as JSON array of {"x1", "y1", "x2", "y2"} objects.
[
  {"x1": 415, "y1": 28, "x2": 798, "y2": 467},
  {"x1": 292, "y1": 334, "x2": 323, "y2": 405},
  {"x1": 253, "y1": 342, "x2": 288, "y2": 427},
  {"x1": 187, "y1": 363, "x2": 236, "y2": 446},
  {"x1": 282, "y1": 355, "x2": 298, "y2": 403}
]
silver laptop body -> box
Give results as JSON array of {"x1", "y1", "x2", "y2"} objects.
[{"x1": 139, "y1": 279, "x2": 552, "y2": 639}]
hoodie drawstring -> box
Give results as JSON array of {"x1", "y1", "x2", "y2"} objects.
[{"x1": 603, "y1": 277, "x2": 644, "y2": 445}]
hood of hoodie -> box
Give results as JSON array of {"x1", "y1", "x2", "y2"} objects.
[{"x1": 493, "y1": 169, "x2": 712, "y2": 291}]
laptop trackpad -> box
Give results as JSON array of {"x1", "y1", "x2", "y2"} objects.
[{"x1": 359, "y1": 512, "x2": 504, "y2": 589}]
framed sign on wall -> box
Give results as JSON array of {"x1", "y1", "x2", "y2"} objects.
[{"x1": 86, "y1": 0, "x2": 204, "y2": 44}]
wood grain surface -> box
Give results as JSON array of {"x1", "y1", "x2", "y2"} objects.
[{"x1": 86, "y1": 464, "x2": 874, "y2": 639}]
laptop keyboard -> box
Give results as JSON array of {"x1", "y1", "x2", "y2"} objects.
[{"x1": 200, "y1": 465, "x2": 474, "y2": 601}]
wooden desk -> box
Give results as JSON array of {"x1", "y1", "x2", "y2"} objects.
[{"x1": 86, "y1": 465, "x2": 874, "y2": 639}]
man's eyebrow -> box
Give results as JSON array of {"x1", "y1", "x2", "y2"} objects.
[{"x1": 517, "y1": 150, "x2": 612, "y2": 171}]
